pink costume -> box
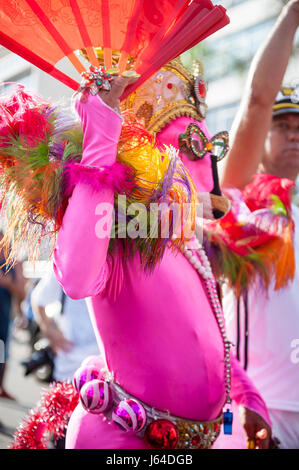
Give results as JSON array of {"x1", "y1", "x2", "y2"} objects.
[{"x1": 53, "y1": 93, "x2": 270, "y2": 449}]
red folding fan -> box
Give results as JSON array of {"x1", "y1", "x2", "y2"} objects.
[{"x1": 0, "y1": 0, "x2": 229, "y2": 99}]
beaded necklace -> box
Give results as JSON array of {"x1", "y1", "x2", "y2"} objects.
[{"x1": 180, "y1": 236, "x2": 233, "y2": 434}]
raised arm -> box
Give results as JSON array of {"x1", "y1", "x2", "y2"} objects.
[
  {"x1": 53, "y1": 76, "x2": 137, "y2": 299},
  {"x1": 221, "y1": 0, "x2": 299, "y2": 189}
]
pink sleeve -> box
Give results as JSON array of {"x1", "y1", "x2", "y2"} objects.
[
  {"x1": 230, "y1": 354, "x2": 272, "y2": 427},
  {"x1": 53, "y1": 94, "x2": 122, "y2": 299}
]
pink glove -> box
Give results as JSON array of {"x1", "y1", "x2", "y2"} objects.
[{"x1": 53, "y1": 94, "x2": 122, "y2": 298}]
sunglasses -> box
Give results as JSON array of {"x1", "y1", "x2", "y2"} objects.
[{"x1": 178, "y1": 123, "x2": 229, "y2": 161}]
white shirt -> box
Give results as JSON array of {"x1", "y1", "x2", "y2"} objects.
[
  {"x1": 223, "y1": 204, "x2": 299, "y2": 411},
  {"x1": 31, "y1": 267, "x2": 100, "y2": 382}
]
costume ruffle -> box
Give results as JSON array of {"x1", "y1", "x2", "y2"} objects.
[
  {"x1": 0, "y1": 85, "x2": 198, "y2": 271},
  {"x1": 204, "y1": 174, "x2": 295, "y2": 297}
]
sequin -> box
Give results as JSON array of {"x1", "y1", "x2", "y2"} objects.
[{"x1": 155, "y1": 73, "x2": 164, "y2": 84}]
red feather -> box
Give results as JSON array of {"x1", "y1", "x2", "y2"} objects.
[
  {"x1": 243, "y1": 173, "x2": 295, "y2": 213},
  {"x1": 0, "y1": 84, "x2": 49, "y2": 146}
]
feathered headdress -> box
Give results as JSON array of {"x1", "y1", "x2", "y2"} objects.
[
  {"x1": 0, "y1": 85, "x2": 198, "y2": 271},
  {"x1": 204, "y1": 174, "x2": 296, "y2": 297}
]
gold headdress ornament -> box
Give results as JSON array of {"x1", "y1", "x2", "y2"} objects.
[
  {"x1": 121, "y1": 57, "x2": 208, "y2": 135},
  {"x1": 80, "y1": 47, "x2": 136, "y2": 71},
  {"x1": 80, "y1": 47, "x2": 207, "y2": 134},
  {"x1": 80, "y1": 49, "x2": 207, "y2": 135}
]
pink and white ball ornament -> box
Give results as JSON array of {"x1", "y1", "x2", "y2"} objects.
[
  {"x1": 79, "y1": 379, "x2": 113, "y2": 414},
  {"x1": 112, "y1": 399, "x2": 146, "y2": 432},
  {"x1": 73, "y1": 365, "x2": 102, "y2": 393},
  {"x1": 81, "y1": 355, "x2": 105, "y2": 369}
]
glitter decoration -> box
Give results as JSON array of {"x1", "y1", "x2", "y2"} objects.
[
  {"x1": 112, "y1": 399, "x2": 146, "y2": 432},
  {"x1": 80, "y1": 379, "x2": 113, "y2": 414},
  {"x1": 179, "y1": 123, "x2": 229, "y2": 161},
  {"x1": 145, "y1": 419, "x2": 179, "y2": 449},
  {"x1": 194, "y1": 75, "x2": 206, "y2": 103},
  {"x1": 73, "y1": 365, "x2": 103, "y2": 392},
  {"x1": 10, "y1": 382, "x2": 79, "y2": 449},
  {"x1": 155, "y1": 73, "x2": 164, "y2": 84},
  {"x1": 79, "y1": 65, "x2": 115, "y2": 95}
]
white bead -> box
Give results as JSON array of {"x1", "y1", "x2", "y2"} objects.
[
  {"x1": 194, "y1": 261, "x2": 202, "y2": 270},
  {"x1": 184, "y1": 239, "x2": 232, "y2": 405}
]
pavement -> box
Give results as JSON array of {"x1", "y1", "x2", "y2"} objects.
[{"x1": 0, "y1": 327, "x2": 48, "y2": 449}]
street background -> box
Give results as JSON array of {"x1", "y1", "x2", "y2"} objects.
[{"x1": 0, "y1": 327, "x2": 47, "y2": 449}]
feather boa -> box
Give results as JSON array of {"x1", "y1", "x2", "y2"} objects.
[
  {"x1": 204, "y1": 175, "x2": 296, "y2": 297},
  {"x1": 0, "y1": 85, "x2": 198, "y2": 271}
]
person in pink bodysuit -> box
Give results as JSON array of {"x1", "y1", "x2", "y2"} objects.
[{"x1": 52, "y1": 62, "x2": 272, "y2": 450}]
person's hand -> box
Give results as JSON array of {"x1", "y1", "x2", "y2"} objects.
[
  {"x1": 239, "y1": 406, "x2": 272, "y2": 449},
  {"x1": 98, "y1": 73, "x2": 139, "y2": 114},
  {"x1": 41, "y1": 320, "x2": 74, "y2": 355}
]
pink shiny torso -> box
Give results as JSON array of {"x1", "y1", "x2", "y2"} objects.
[
  {"x1": 66, "y1": 249, "x2": 225, "y2": 449},
  {"x1": 55, "y1": 95, "x2": 269, "y2": 449},
  {"x1": 91, "y1": 250, "x2": 225, "y2": 418}
]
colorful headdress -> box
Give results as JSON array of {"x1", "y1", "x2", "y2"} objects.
[
  {"x1": 121, "y1": 56, "x2": 231, "y2": 219},
  {"x1": 122, "y1": 57, "x2": 208, "y2": 134},
  {"x1": 0, "y1": 85, "x2": 199, "y2": 272},
  {"x1": 204, "y1": 174, "x2": 296, "y2": 297}
]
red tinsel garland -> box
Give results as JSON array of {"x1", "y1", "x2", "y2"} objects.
[{"x1": 10, "y1": 382, "x2": 79, "y2": 449}]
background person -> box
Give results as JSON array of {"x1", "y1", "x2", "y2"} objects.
[
  {"x1": 31, "y1": 265, "x2": 100, "y2": 384},
  {"x1": 217, "y1": 0, "x2": 299, "y2": 449},
  {"x1": 0, "y1": 231, "x2": 25, "y2": 400}
]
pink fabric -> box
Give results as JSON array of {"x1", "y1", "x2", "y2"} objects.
[
  {"x1": 156, "y1": 117, "x2": 214, "y2": 193},
  {"x1": 63, "y1": 161, "x2": 134, "y2": 196},
  {"x1": 53, "y1": 94, "x2": 270, "y2": 449}
]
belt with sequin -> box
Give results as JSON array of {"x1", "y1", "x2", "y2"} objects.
[{"x1": 77, "y1": 368, "x2": 223, "y2": 449}]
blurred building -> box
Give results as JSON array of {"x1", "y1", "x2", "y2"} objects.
[
  {"x1": 0, "y1": 48, "x2": 76, "y2": 274},
  {"x1": 0, "y1": 46, "x2": 74, "y2": 100},
  {"x1": 184, "y1": 0, "x2": 299, "y2": 135},
  {"x1": 2, "y1": 0, "x2": 298, "y2": 134}
]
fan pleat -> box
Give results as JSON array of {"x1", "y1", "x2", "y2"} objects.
[
  {"x1": 101, "y1": 0, "x2": 112, "y2": 68},
  {"x1": 25, "y1": 0, "x2": 85, "y2": 74},
  {"x1": 0, "y1": 0, "x2": 229, "y2": 96},
  {"x1": 69, "y1": 0, "x2": 99, "y2": 66},
  {"x1": 0, "y1": 30, "x2": 79, "y2": 90}
]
